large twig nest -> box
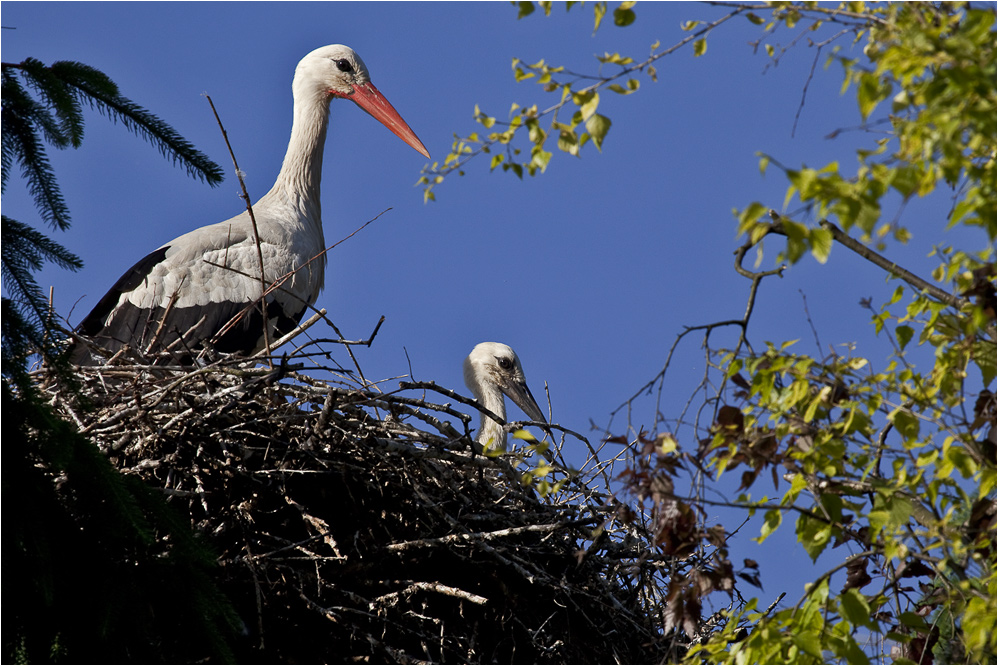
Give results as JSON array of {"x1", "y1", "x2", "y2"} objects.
[{"x1": 39, "y1": 342, "x2": 688, "y2": 664}]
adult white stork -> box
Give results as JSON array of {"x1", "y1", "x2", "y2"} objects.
[
  {"x1": 72, "y1": 44, "x2": 428, "y2": 365},
  {"x1": 463, "y1": 342, "x2": 546, "y2": 450}
]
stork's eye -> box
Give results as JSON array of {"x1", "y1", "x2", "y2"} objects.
[
  {"x1": 334, "y1": 59, "x2": 353, "y2": 73},
  {"x1": 497, "y1": 357, "x2": 513, "y2": 370}
]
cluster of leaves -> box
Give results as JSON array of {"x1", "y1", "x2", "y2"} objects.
[
  {"x1": 1, "y1": 57, "x2": 222, "y2": 385},
  {"x1": 417, "y1": 1, "x2": 743, "y2": 201},
  {"x1": 691, "y1": 331, "x2": 995, "y2": 662},
  {"x1": 612, "y1": 430, "x2": 752, "y2": 641},
  {"x1": 516, "y1": 0, "x2": 638, "y2": 30},
  {"x1": 738, "y1": 2, "x2": 996, "y2": 253},
  {"x1": 510, "y1": 429, "x2": 576, "y2": 496}
]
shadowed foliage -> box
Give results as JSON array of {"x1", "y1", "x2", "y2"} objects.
[{"x1": 3, "y1": 55, "x2": 231, "y2": 663}]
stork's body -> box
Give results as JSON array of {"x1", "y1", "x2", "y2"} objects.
[
  {"x1": 73, "y1": 45, "x2": 428, "y2": 364},
  {"x1": 463, "y1": 342, "x2": 546, "y2": 449}
]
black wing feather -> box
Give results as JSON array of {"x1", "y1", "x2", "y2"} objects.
[{"x1": 76, "y1": 246, "x2": 169, "y2": 337}]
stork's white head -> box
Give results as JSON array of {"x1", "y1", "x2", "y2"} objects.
[
  {"x1": 463, "y1": 342, "x2": 545, "y2": 426},
  {"x1": 294, "y1": 44, "x2": 429, "y2": 158},
  {"x1": 296, "y1": 44, "x2": 371, "y2": 97}
]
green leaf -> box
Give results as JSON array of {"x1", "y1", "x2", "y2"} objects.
[
  {"x1": 474, "y1": 105, "x2": 496, "y2": 128},
  {"x1": 758, "y1": 153, "x2": 770, "y2": 175},
  {"x1": 838, "y1": 588, "x2": 873, "y2": 628},
  {"x1": 598, "y1": 51, "x2": 634, "y2": 65},
  {"x1": 513, "y1": 66, "x2": 535, "y2": 82},
  {"x1": 890, "y1": 409, "x2": 920, "y2": 440},
  {"x1": 756, "y1": 508, "x2": 782, "y2": 542},
  {"x1": 945, "y1": 445, "x2": 978, "y2": 478},
  {"x1": 856, "y1": 71, "x2": 889, "y2": 120},
  {"x1": 797, "y1": 513, "x2": 832, "y2": 561},
  {"x1": 737, "y1": 202, "x2": 767, "y2": 234},
  {"x1": 607, "y1": 79, "x2": 640, "y2": 95},
  {"x1": 885, "y1": 494, "x2": 914, "y2": 530},
  {"x1": 890, "y1": 165, "x2": 921, "y2": 198},
  {"x1": 593, "y1": 1, "x2": 607, "y2": 33},
  {"x1": 512, "y1": 428, "x2": 539, "y2": 443},
  {"x1": 781, "y1": 218, "x2": 808, "y2": 264},
  {"x1": 557, "y1": 128, "x2": 580, "y2": 156},
  {"x1": 895, "y1": 325, "x2": 914, "y2": 351},
  {"x1": 516, "y1": 1, "x2": 535, "y2": 19},
  {"x1": 613, "y1": 1, "x2": 636, "y2": 27},
  {"x1": 693, "y1": 38, "x2": 708, "y2": 57},
  {"x1": 529, "y1": 146, "x2": 552, "y2": 173},
  {"x1": 809, "y1": 226, "x2": 833, "y2": 263},
  {"x1": 526, "y1": 118, "x2": 546, "y2": 143},
  {"x1": 826, "y1": 632, "x2": 871, "y2": 664},
  {"x1": 898, "y1": 611, "x2": 929, "y2": 630},
  {"x1": 790, "y1": 631, "x2": 824, "y2": 660},
  {"x1": 972, "y1": 339, "x2": 997, "y2": 385},
  {"x1": 962, "y1": 596, "x2": 998, "y2": 661},
  {"x1": 574, "y1": 90, "x2": 599, "y2": 120},
  {"x1": 868, "y1": 509, "x2": 889, "y2": 537},
  {"x1": 585, "y1": 113, "x2": 611, "y2": 151}
]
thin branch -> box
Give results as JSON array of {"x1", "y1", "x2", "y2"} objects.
[
  {"x1": 205, "y1": 93, "x2": 272, "y2": 367},
  {"x1": 818, "y1": 219, "x2": 970, "y2": 310}
]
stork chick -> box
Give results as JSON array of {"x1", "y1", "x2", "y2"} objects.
[{"x1": 463, "y1": 342, "x2": 546, "y2": 451}]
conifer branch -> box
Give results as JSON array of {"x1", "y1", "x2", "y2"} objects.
[{"x1": 51, "y1": 60, "x2": 225, "y2": 186}]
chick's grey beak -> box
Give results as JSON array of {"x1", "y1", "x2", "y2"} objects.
[{"x1": 504, "y1": 380, "x2": 546, "y2": 424}]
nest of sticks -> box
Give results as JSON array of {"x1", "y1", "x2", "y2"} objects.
[{"x1": 38, "y1": 326, "x2": 689, "y2": 664}]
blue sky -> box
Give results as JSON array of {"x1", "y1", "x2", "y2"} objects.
[{"x1": 3, "y1": 1, "x2": 984, "y2": 624}]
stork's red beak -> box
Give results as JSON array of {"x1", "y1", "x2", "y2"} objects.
[{"x1": 345, "y1": 82, "x2": 430, "y2": 158}]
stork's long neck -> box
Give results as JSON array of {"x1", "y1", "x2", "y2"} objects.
[
  {"x1": 263, "y1": 86, "x2": 330, "y2": 227},
  {"x1": 475, "y1": 382, "x2": 508, "y2": 450}
]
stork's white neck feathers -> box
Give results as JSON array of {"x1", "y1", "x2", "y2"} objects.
[
  {"x1": 261, "y1": 47, "x2": 358, "y2": 245},
  {"x1": 466, "y1": 364, "x2": 510, "y2": 448},
  {"x1": 265, "y1": 80, "x2": 330, "y2": 221}
]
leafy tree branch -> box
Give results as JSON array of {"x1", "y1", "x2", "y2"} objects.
[{"x1": 417, "y1": 4, "x2": 747, "y2": 201}]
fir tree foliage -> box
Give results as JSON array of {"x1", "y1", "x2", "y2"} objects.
[
  {"x1": 1, "y1": 57, "x2": 223, "y2": 381},
  {"x1": 1, "y1": 215, "x2": 82, "y2": 382},
  {"x1": 5, "y1": 384, "x2": 241, "y2": 664},
  {"x1": 2, "y1": 57, "x2": 223, "y2": 229},
  {"x1": 3, "y1": 56, "x2": 236, "y2": 662}
]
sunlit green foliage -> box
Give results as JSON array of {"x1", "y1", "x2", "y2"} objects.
[{"x1": 418, "y1": 1, "x2": 733, "y2": 202}]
